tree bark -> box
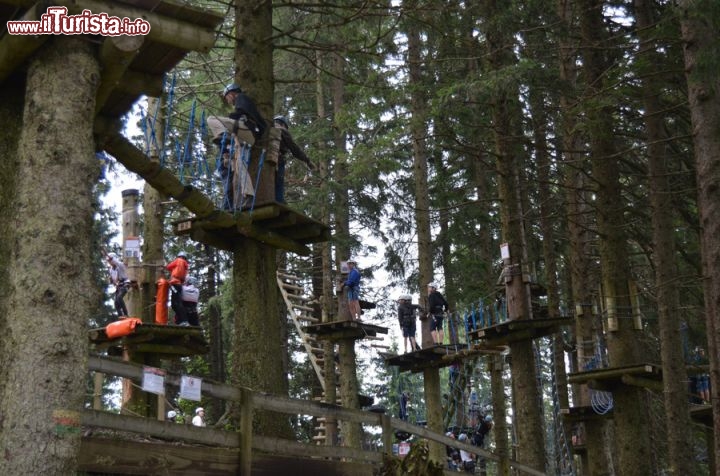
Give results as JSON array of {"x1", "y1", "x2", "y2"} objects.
[
  {"x1": 0, "y1": 37, "x2": 99, "y2": 475},
  {"x1": 229, "y1": 0, "x2": 290, "y2": 438},
  {"x1": 634, "y1": 0, "x2": 696, "y2": 473},
  {"x1": 579, "y1": 1, "x2": 652, "y2": 474},
  {"x1": 678, "y1": 1, "x2": 720, "y2": 471}
]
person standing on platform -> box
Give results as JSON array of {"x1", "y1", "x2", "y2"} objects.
[
  {"x1": 398, "y1": 294, "x2": 422, "y2": 353},
  {"x1": 427, "y1": 282, "x2": 449, "y2": 345},
  {"x1": 341, "y1": 258, "x2": 362, "y2": 320},
  {"x1": 105, "y1": 251, "x2": 129, "y2": 319},
  {"x1": 272, "y1": 115, "x2": 315, "y2": 203},
  {"x1": 166, "y1": 251, "x2": 189, "y2": 326},
  {"x1": 181, "y1": 276, "x2": 200, "y2": 327}
]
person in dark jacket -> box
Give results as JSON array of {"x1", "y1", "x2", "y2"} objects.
[
  {"x1": 398, "y1": 294, "x2": 422, "y2": 353},
  {"x1": 207, "y1": 83, "x2": 267, "y2": 209},
  {"x1": 427, "y1": 282, "x2": 449, "y2": 345},
  {"x1": 273, "y1": 115, "x2": 315, "y2": 203}
]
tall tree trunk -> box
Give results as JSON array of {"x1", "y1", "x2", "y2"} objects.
[
  {"x1": 0, "y1": 37, "x2": 99, "y2": 475},
  {"x1": 231, "y1": 0, "x2": 290, "y2": 438},
  {"x1": 482, "y1": 0, "x2": 545, "y2": 469},
  {"x1": 407, "y1": 19, "x2": 444, "y2": 464},
  {"x1": 678, "y1": 1, "x2": 720, "y2": 470},
  {"x1": 634, "y1": 0, "x2": 696, "y2": 473},
  {"x1": 579, "y1": 1, "x2": 652, "y2": 474},
  {"x1": 555, "y1": 0, "x2": 611, "y2": 472}
]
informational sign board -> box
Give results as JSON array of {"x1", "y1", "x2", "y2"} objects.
[
  {"x1": 500, "y1": 242, "x2": 510, "y2": 260},
  {"x1": 180, "y1": 375, "x2": 202, "y2": 401},
  {"x1": 142, "y1": 366, "x2": 166, "y2": 395},
  {"x1": 125, "y1": 236, "x2": 140, "y2": 259}
]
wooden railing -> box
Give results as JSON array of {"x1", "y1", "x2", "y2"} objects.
[{"x1": 87, "y1": 355, "x2": 545, "y2": 476}]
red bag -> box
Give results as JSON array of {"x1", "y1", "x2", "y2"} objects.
[
  {"x1": 155, "y1": 277, "x2": 170, "y2": 325},
  {"x1": 106, "y1": 317, "x2": 143, "y2": 339}
]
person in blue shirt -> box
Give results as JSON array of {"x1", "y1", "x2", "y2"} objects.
[{"x1": 342, "y1": 258, "x2": 361, "y2": 320}]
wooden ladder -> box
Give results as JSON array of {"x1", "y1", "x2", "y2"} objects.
[{"x1": 276, "y1": 270, "x2": 340, "y2": 444}]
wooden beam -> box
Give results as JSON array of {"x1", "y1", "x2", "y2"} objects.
[
  {"x1": 95, "y1": 35, "x2": 144, "y2": 114},
  {"x1": 115, "y1": 71, "x2": 164, "y2": 97},
  {"x1": 253, "y1": 435, "x2": 383, "y2": 464},
  {"x1": 0, "y1": 2, "x2": 50, "y2": 83},
  {"x1": 63, "y1": 0, "x2": 217, "y2": 52},
  {"x1": 621, "y1": 374, "x2": 664, "y2": 392}
]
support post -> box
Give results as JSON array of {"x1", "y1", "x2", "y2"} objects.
[{"x1": 240, "y1": 388, "x2": 254, "y2": 476}]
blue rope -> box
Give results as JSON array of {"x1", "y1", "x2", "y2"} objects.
[
  {"x1": 178, "y1": 99, "x2": 197, "y2": 181},
  {"x1": 161, "y1": 74, "x2": 177, "y2": 167},
  {"x1": 249, "y1": 148, "x2": 265, "y2": 212}
]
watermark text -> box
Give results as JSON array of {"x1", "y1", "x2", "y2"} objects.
[{"x1": 7, "y1": 7, "x2": 151, "y2": 36}]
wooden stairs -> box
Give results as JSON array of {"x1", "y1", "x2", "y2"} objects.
[{"x1": 276, "y1": 271, "x2": 339, "y2": 444}]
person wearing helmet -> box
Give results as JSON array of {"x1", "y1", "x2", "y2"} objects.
[
  {"x1": 341, "y1": 259, "x2": 362, "y2": 320},
  {"x1": 398, "y1": 294, "x2": 422, "y2": 353},
  {"x1": 206, "y1": 82, "x2": 267, "y2": 210},
  {"x1": 180, "y1": 276, "x2": 200, "y2": 326},
  {"x1": 166, "y1": 252, "x2": 190, "y2": 325},
  {"x1": 166, "y1": 410, "x2": 178, "y2": 422},
  {"x1": 272, "y1": 114, "x2": 315, "y2": 203},
  {"x1": 105, "y1": 250, "x2": 130, "y2": 319},
  {"x1": 427, "y1": 282, "x2": 449, "y2": 345},
  {"x1": 192, "y1": 407, "x2": 206, "y2": 427},
  {"x1": 457, "y1": 433, "x2": 475, "y2": 472}
]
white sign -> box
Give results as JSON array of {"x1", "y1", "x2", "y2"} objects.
[
  {"x1": 180, "y1": 375, "x2": 202, "y2": 401},
  {"x1": 500, "y1": 243, "x2": 510, "y2": 260},
  {"x1": 340, "y1": 261, "x2": 349, "y2": 274},
  {"x1": 125, "y1": 236, "x2": 140, "y2": 259},
  {"x1": 142, "y1": 367, "x2": 166, "y2": 395}
]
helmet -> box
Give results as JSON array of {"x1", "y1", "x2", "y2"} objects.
[
  {"x1": 399, "y1": 294, "x2": 411, "y2": 301},
  {"x1": 177, "y1": 251, "x2": 187, "y2": 258},
  {"x1": 222, "y1": 82, "x2": 241, "y2": 97},
  {"x1": 185, "y1": 276, "x2": 196, "y2": 286},
  {"x1": 347, "y1": 258, "x2": 357, "y2": 265},
  {"x1": 273, "y1": 115, "x2": 289, "y2": 128},
  {"x1": 428, "y1": 282, "x2": 438, "y2": 289},
  {"x1": 445, "y1": 431, "x2": 454, "y2": 438},
  {"x1": 107, "y1": 252, "x2": 118, "y2": 260},
  {"x1": 458, "y1": 433, "x2": 468, "y2": 442},
  {"x1": 195, "y1": 407, "x2": 204, "y2": 414},
  {"x1": 167, "y1": 410, "x2": 177, "y2": 419},
  {"x1": 484, "y1": 415, "x2": 492, "y2": 422}
]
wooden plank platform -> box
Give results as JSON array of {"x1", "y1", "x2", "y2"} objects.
[
  {"x1": 689, "y1": 404, "x2": 712, "y2": 428},
  {"x1": 568, "y1": 363, "x2": 662, "y2": 391},
  {"x1": 381, "y1": 343, "x2": 506, "y2": 373},
  {"x1": 173, "y1": 203, "x2": 330, "y2": 255},
  {"x1": 468, "y1": 316, "x2": 572, "y2": 345},
  {"x1": 89, "y1": 323, "x2": 209, "y2": 358},
  {"x1": 560, "y1": 406, "x2": 613, "y2": 422},
  {"x1": 303, "y1": 320, "x2": 389, "y2": 341}
]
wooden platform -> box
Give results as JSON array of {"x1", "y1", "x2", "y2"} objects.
[
  {"x1": 689, "y1": 404, "x2": 712, "y2": 428},
  {"x1": 303, "y1": 320, "x2": 389, "y2": 341},
  {"x1": 568, "y1": 363, "x2": 662, "y2": 391},
  {"x1": 381, "y1": 343, "x2": 506, "y2": 373},
  {"x1": 174, "y1": 203, "x2": 330, "y2": 255},
  {"x1": 89, "y1": 323, "x2": 209, "y2": 358},
  {"x1": 468, "y1": 316, "x2": 572, "y2": 345},
  {"x1": 0, "y1": 0, "x2": 224, "y2": 121},
  {"x1": 560, "y1": 405, "x2": 613, "y2": 422}
]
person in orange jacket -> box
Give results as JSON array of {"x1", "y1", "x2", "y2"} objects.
[{"x1": 166, "y1": 251, "x2": 189, "y2": 325}]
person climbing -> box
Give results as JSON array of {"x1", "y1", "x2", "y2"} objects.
[
  {"x1": 341, "y1": 258, "x2": 361, "y2": 320},
  {"x1": 272, "y1": 115, "x2": 315, "y2": 203},
  {"x1": 105, "y1": 251, "x2": 129, "y2": 319},
  {"x1": 472, "y1": 414, "x2": 493, "y2": 447},
  {"x1": 207, "y1": 83, "x2": 266, "y2": 210},
  {"x1": 398, "y1": 294, "x2": 422, "y2": 353},
  {"x1": 166, "y1": 251, "x2": 189, "y2": 326},
  {"x1": 192, "y1": 407, "x2": 206, "y2": 427},
  {"x1": 427, "y1": 282, "x2": 449, "y2": 345},
  {"x1": 181, "y1": 276, "x2": 200, "y2": 327}
]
